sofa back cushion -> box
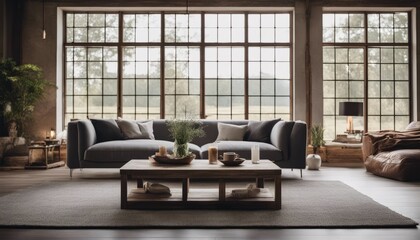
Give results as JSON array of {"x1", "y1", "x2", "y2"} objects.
[
  {"x1": 245, "y1": 118, "x2": 281, "y2": 143},
  {"x1": 90, "y1": 119, "x2": 123, "y2": 143}
]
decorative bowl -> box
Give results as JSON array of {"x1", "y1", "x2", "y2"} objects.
[
  {"x1": 149, "y1": 153, "x2": 196, "y2": 165},
  {"x1": 219, "y1": 158, "x2": 245, "y2": 166}
]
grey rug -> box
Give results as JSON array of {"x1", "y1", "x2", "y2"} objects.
[{"x1": 0, "y1": 180, "x2": 417, "y2": 229}]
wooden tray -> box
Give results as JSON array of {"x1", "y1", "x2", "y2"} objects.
[{"x1": 149, "y1": 154, "x2": 196, "y2": 165}]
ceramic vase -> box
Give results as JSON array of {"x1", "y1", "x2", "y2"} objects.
[{"x1": 306, "y1": 154, "x2": 322, "y2": 170}]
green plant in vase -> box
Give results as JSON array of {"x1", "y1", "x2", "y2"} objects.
[
  {"x1": 311, "y1": 125, "x2": 325, "y2": 154},
  {"x1": 166, "y1": 119, "x2": 205, "y2": 158},
  {"x1": 307, "y1": 124, "x2": 325, "y2": 170}
]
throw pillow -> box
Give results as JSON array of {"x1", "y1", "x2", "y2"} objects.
[
  {"x1": 137, "y1": 121, "x2": 155, "y2": 140},
  {"x1": 246, "y1": 118, "x2": 281, "y2": 143},
  {"x1": 215, "y1": 123, "x2": 248, "y2": 141},
  {"x1": 116, "y1": 118, "x2": 142, "y2": 139},
  {"x1": 116, "y1": 118, "x2": 155, "y2": 140},
  {"x1": 406, "y1": 121, "x2": 420, "y2": 131},
  {"x1": 90, "y1": 119, "x2": 123, "y2": 143}
]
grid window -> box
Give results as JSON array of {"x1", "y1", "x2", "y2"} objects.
[
  {"x1": 122, "y1": 47, "x2": 161, "y2": 120},
  {"x1": 248, "y1": 14, "x2": 290, "y2": 43},
  {"x1": 323, "y1": 13, "x2": 365, "y2": 43},
  {"x1": 367, "y1": 13, "x2": 409, "y2": 43},
  {"x1": 367, "y1": 46, "x2": 410, "y2": 131},
  {"x1": 205, "y1": 14, "x2": 245, "y2": 43},
  {"x1": 322, "y1": 12, "x2": 411, "y2": 140},
  {"x1": 64, "y1": 12, "x2": 293, "y2": 124},
  {"x1": 248, "y1": 47, "x2": 291, "y2": 120},
  {"x1": 65, "y1": 46, "x2": 118, "y2": 123},
  {"x1": 205, "y1": 47, "x2": 245, "y2": 119},
  {"x1": 123, "y1": 14, "x2": 161, "y2": 42},
  {"x1": 165, "y1": 14, "x2": 201, "y2": 42},
  {"x1": 66, "y1": 13, "x2": 119, "y2": 43},
  {"x1": 165, "y1": 47, "x2": 200, "y2": 118},
  {"x1": 323, "y1": 47, "x2": 364, "y2": 140}
]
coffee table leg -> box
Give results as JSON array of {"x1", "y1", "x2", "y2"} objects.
[
  {"x1": 274, "y1": 175, "x2": 281, "y2": 209},
  {"x1": 256, "y1": 178, "x2": 264, "y2": 188},
  {"x1": 219, "y1": 179, "x2": 226, "y2": 201},
  {"x1": 182, "y1": 178, "x2": 189, "y2": 201},
  {"x1": 137, "y1": 178, "x2": 143, "y2": 188},
  {"x1": 121, "y1": 173, "x2": 128, "y2": 209}
]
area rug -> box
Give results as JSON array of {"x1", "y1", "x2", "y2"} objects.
[{"x1": 0, "y1": 180, "x2": 417, "y2": 229}]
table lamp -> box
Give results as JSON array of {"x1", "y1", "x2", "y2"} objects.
[{"x1": 339, "y1": 102, "x2": 363, "y2": 134}]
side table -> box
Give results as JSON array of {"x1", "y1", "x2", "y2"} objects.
[
  {"x1": 26, "y1": 141, "x2": 65, "y2": 169},
  {"x1": 307, "y1": 142, "x2": 363, "y2": 167}
]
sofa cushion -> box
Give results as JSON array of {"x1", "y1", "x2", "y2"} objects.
[
  {"x1": 245, "y1": 118, "x2": 281, "y2": 143},
  {"x1": 215, "y1": 123, "x2": 248, "y2": 141},
  {"x1": 116, "y1": 119, "x2": 155, "y2": 140},
  {"x1": 90, "y1": 119, "x2": 123, "y2": 143},
  {"x1": 201, "y1": 141, "x2": 283, "y2": 162},
  {"x1": 364, "y1": 149, "x2": 420, "y2": 181},
  {"x1": 84, "y1": 140, "x2": 200, "y2": 163}
]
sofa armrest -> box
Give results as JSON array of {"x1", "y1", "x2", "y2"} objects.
[
  {"x1": 270, "y1": 121, "x2": 307, "y2": 168},
  {"x1": 270, "y1": 121, "x2": 294, "y2": 162},
  {"x1": 66, "y1": 121, "x2": 80, "y2": 169},
  {"x1": 288, "y1": 121, "x2": 308, "y2": 169},
  {"x1": 77, "y1": 120, "x2": 97, "y2": 163}
]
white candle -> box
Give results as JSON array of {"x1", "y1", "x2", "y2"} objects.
[{"x1": 251, "y1": 145, "x2": 260, "y2": 164}]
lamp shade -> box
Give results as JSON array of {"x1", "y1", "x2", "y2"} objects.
[{"x1": 339, "y1": 102, "x2": 363, "y2": 116}]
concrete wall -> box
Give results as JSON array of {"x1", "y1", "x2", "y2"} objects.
[{"x1": 17, "y1": 0, "x2": 420, "y2": 139}]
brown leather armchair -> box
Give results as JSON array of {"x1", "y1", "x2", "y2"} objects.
[{"x1": 362, "y1": 121, "x2": 420, "y2": 181}]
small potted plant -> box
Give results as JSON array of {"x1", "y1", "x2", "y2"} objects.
[
  {"x1": 307, "y1": 124, "x2": 325, "y2": 170},
  {"x1": 166, "y1": 119, "x2": 205, "y2": 158}
]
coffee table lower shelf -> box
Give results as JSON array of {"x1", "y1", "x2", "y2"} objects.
[{"x1": 126, "y1": 188, "x2": 276, "y2": 210}]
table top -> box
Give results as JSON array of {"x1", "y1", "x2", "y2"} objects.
[{"x1": 120, "y1": 159, "x2": 281, "y2": 178}]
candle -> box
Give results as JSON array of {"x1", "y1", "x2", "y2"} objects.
[
  {"x1": 251, "y1": 145, "x2": 260, "y2": 164},
  {"x1": 159, "y1": 146, "x2": 167, "y2": 156},
  {"x1": 208, "y1": 145, "x2": 218, "y2": 164}
]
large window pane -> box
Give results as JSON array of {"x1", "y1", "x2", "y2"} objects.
[
  {"x1": 323, "y1": 12, "x2": 411, "y2": 140},
  {"x1": 65, "y1": 12, "x2": 293, "y2": 123}
]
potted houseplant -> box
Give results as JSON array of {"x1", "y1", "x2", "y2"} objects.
[
  {"x1": 0, "y1": 59, "x2": 54, "y2": 138},
  {"x1": 307, "y1": 124, "x2": 325, "y2": 170},
  {"x1": 166, "y1": 119, "x2": 205, "y2": 158}
]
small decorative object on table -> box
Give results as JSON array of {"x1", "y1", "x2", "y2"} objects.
[
  {"x1": 208, "y1": 143, "x2": 218, "y2": 164},
  {"x1": 251, "y1": 144, "x2": 260, "y2": 164},
  {"x1": 150, "y1": 153, "x2": 196, "y2": 165},
  {"x1": 166, "y1": 119, "x2": 205, "y2": 158},
  {"x1": 218, "y1": 152, "x2": 245, "y2": 166}
]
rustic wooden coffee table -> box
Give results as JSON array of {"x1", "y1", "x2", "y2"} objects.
[{"x1": 120, "y1": 159, "x2": 282, "y2": 210}]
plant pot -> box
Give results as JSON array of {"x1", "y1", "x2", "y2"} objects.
[{"x1": 306, "y1": 154, "x2": 322, "y2": 170}]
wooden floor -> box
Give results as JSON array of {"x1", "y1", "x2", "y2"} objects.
[{"x1": 0, "y1": 165, "x2": 419, "y2": 240}]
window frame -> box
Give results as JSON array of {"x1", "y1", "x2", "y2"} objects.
[
  {"x1": 322, "y1": 11, "x2": 412, "y2": 137},
  {"x1": 63, "y1": 10, "x2": 294, "y2": 124}
]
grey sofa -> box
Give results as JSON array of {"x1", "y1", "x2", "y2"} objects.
[{"x1": 67, "y1": 119, "x2": 307, "y2": 177}]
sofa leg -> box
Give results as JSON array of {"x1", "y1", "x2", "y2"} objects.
[
  {"x1": 300, "y1": 169, "x2": 303, "y2": 178},
  {"x1": 291, "y1": 168, "x2": 294, "y2": 171},
  {"x1": 70, "y1": 169, "x2": 73, "y2": 178}
]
